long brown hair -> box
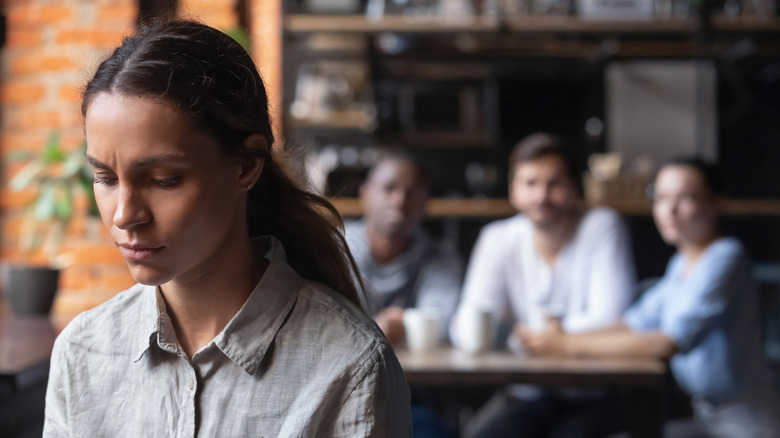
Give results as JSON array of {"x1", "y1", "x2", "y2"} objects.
[{"x1": 82, "y1": 20, "x2": 364, "y2": 306}]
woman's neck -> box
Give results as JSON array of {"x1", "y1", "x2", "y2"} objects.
[
  {"x1": 161, "y1": 237, "x2": 267, "y2": 358},
  {"x1": 679, "y1": 232, "x2": 720, "y2": 274}
]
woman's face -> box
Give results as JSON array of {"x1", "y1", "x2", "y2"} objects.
[
  {"x1": 85, "y1": 93, "x2": 247, "y2": 286},
  {"x1": 652, "y1": 165, "x2": 717, "y2": 247}
]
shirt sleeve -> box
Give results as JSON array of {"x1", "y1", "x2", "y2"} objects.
[
  {"x1": 660, "y1": 242, "x2": 749, "y2": 353},
  {"x1": 563, "y1": 211, "x2": 636, "y2": 333},
  {"x1": 623, "y1": 278, "x2": 671, "y2": 332},
  {"x1": 450, "y1": 222, "x2": 511, "y2": 347},
  {"x1": 415, "y1": 248, "x2": 464, "y2": 341},
  {"x1": 334, "y1": 345, "x2": 411, "y2": 437}
]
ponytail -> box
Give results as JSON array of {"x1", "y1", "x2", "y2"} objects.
[{"x1": 249, "y1": 157, "x2": 364, "y2": 307}]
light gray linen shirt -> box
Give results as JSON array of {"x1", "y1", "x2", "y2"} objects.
[{"x1": 44, "y1": 237, "x2": 411, "y2": 437}]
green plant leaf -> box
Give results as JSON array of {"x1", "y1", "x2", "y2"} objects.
[
  {"x1": 33, "y1": 182, "x2": 56, "y2": 221},
  {"x1": 54, "y1": 186, "x2": 74, "y2": 222},
  {"x1": 9, "y1": 160, "x2": 45, "y2": 191},
  {"x1": 62, "y1": 149, "x2": 85, "y2": 177},
  {"x1": 11, "y1": 133, "x2": 96, "y2": 259},
  {"x1": 42, "y1": 133, "x2": 65, "y2": 164},
  {"x1": 225, "y1": 27, "x2": 251, "y2": 51}
]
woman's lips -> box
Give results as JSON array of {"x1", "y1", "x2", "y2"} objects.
[{"x1": 118, "y1": 244, "x2": 164, "y2": 261}]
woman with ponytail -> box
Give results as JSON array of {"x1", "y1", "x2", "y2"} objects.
[{"x1": 44, "y1": 20, "x2": 410, "y2": 437}]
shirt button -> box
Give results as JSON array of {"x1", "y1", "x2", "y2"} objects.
[{"x1": 189, "y1": 379, "x2": 195, "y2": 390}]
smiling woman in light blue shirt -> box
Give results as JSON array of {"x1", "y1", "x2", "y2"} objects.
[
  {"x1": 624, "y1": 237, "x2": 770, "y2": 405},
  {"x1": 521, "y1": 157, "x2": 780, "y2": 438}
]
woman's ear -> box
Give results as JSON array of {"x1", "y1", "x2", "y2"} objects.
[{"x1": 239, "y1": 134, "x2": 268, "y2": 190}]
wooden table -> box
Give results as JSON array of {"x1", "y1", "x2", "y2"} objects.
[
  {"x1": 397, "y1": 348, "x2": 668, "y2": 438},
  {"x1": 0, "y1": 312, "x2": 58, "y2": 436},
  {"x1": 0, "y1": 313, "x2": 57, "y2": 392},
  {"x1": 397, "y1": 348, "x2": 666, "y2": 386}
]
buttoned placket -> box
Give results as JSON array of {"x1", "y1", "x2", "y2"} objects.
[
  {"x1": 156, "y1": 332, "x2": 200, "y2": 438},
  {"x1": 177, "y1": 351, "x2": 199, "y2": 438}
]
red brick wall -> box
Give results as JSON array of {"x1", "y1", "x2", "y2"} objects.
[
  {"x1": 1, "y1": 0, "x2": 138, "y2": 315},
  {"x1": 179, "y1": 0, "x2": 237, "y2": 28},
  {"x1": 1, "y1": 0, "x2": 282, "y2": 317}
]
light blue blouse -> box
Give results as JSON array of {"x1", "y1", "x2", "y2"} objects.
[{"x1": 625, "y1": 237, "x2": 772, "y2": 404}]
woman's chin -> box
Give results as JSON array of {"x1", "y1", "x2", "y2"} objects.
[
  {"x1": 126, "y1": 265, "x2": 171, "y2": 287},
  {"x1": 660, "y1": 233, "x2": 682, "y2": 247}
]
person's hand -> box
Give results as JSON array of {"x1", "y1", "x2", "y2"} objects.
[
  {"x1": 374, "y1": 307, "x2": 405, "y2": 345},
  {"x1": 515, "y1": 316, "x2": 567, "y2": 356},
  {"x1": 517, "y1": 326, "x2": 567, "y2": 356}
]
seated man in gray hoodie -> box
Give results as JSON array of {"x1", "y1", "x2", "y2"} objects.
[{"x1": 344, "y1": 153, "x2": 464, "y2": 345}]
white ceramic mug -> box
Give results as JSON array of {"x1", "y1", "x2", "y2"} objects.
[
  {"x1": 457, "y1": 305, "x2": 496, "y2": 355},
  {"x1": 403, "y1": 308, "x2": 441, "y2": 354},
  {"x1": 525, "y1": 306, "x2": 548, "y2": 332},
  {"x1": 524, "y1": 306, "x2": 562, "y2": 332}
]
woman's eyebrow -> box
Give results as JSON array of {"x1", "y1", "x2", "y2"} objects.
[
  {"x1": 85, "y1": 155, "x2": 109, "y2": 170},
  {"x1": 131, "y1": 153, "x2": 188, "y2": 168},
  {"x1": 84, "y1": 153, "x2": 188, "y2": 171}
]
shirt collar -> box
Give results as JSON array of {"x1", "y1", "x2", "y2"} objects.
[
  {"x1": 133, "y1": 284, "x2": 165, "y2": 362},
  {"x1": 132, "y1": 236, "x2": 304, "y2": 374},
  {"x1": 212, "y1": 237, "x2": 303, "y2": 374}
]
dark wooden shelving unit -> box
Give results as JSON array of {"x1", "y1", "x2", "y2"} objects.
[
  {"x1": 282, "y1": 7, "x2": 780, "y2": 213},
  {"x1": 331, "y1": 197, "x2": 780, "y2": 218}
]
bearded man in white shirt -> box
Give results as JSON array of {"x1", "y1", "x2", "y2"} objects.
[{"x1": 453, "y1": 133, "x2": 636, "y2": 438}]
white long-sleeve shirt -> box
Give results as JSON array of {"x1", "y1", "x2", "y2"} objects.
[{"x1": 452, "y1": 208, "x2": 636, "y2": 348}]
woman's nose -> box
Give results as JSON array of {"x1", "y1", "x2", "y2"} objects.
[{"x1": 113, "y1": 186, "x2": 151, "y2": 230}]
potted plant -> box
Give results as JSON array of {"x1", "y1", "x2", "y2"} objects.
[{"x1": 2, "y1": 133, "x2": 96, "y2": 315}]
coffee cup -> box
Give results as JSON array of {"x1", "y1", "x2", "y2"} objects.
[
  {"x1": 525, "y1": 306, "x2": 548, "y2": 331},
  {"x1": 524, "y1": 306, "x2": 561, "y2": 332},
  {"x1": 457, "y1": 305, "x2": 496, "y2": 355},
  {"x1": 403, "y1": 308, "x2": 441, "y2": 354}
]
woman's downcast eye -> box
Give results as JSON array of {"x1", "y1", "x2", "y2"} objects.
[
  {"x1": 93, "y1": 175, "x2": 117, "y2": 186},
  {"x1": 93, "y1": 175, "x2": 181, "y2": 188},
  {"x1": 153, "y1": 177, "x2": 181, "y2": 188}
]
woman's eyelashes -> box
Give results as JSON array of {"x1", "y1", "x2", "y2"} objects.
[
  {"x1": 92, "y1": 174, "x2": 182, "y2": 188},
  {"x1": 93, "y1": 174, "x2": 117, "y2": 186},
  {"x1": 152, "y1": 176, "x2": 181, "y2": 188}
]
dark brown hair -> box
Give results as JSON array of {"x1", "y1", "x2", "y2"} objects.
[
  {"x1": 364, "y1": 151, "x2": 431, "y2": 193},
  {"x1": 82, "y1": 20, "x2": 363, "y2": 306},
  {"x1": 508, "y1": 132, "x2": 581, "y2": 195},
  {"x1": 662, "y1": 156, "x2": 722, "y2": 196}
]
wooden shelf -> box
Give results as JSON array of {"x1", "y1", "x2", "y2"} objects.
[
  {"x1": 720, "y1": 199, "x2": 780, "y2": 216},
  {"x1": 286, "y1": 14, "x2": 780, "y2": 35},
  {"x1": 330, "y1": 197, "x2": 780, "y2": 218},
  {"x1": 504, "y1": 16, "x2": 698, "y2": 33},
  {"x1": 711, "y1": 17, "x2": 780, "y2": 32},
  {"x1": 287, "y1": 112, "x2": 375, "y2": 131},
  {"x1": 286, "y1": 14, "x2": 500, "y2": 34}
]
